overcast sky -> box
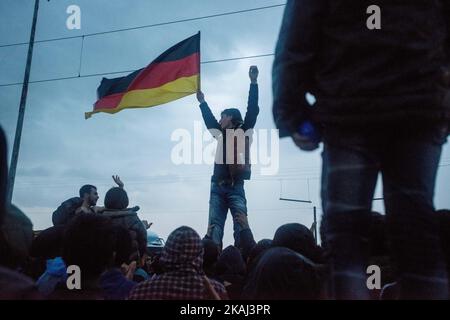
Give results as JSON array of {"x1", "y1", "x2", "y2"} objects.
[{"x1": 1, "y1": 0, "x2": 450, "y2": 246}]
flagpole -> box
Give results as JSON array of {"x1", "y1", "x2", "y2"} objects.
[
  {"x1": 197, "y1": 31, "x2": 201, "y2": 91},
  {"x1": 6, "y1": 0, "x2": 40, "y2": 204}
]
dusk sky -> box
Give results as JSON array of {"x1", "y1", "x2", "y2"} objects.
[{"x1": 1, "y1": 0, "x2": 450, "y2": 246}]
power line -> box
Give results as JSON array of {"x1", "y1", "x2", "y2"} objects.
[
  {"x1": 12, "y1": 169, "x2": 321, "y2": 184},
  {"x1": 11, "y1": 166, "x2": 322, "y2": 183},
  {"x1": 0, "y1": 3, "x2": 286, "y2": 48},
  {"x1": 11, "y1": 162, "x2": 450, "y2": 187},
  {"x1": 27, "y1": 207, "x2": 321, "y2": 215},
  {"x1": 13, "y1": 161, "x2": 450, "y2": 188},
  {"x1": 0, "y1": 53, "x2": 275, "y2": 87},
  {"x1": 12, "y1": 172, "x2": 322, "y2": 188},
  {"x1": 14, "y1": 175, "x2": 321, "y2": 188},
  {"x1": 202, "y1": 53, "x2": 274, "y2": 64}
]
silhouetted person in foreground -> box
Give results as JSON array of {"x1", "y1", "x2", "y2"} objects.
[
  {"x1": 99, "y1": 224, "x2": 138, "y2": 300},
  {"x1": 273, "y1": 1, "x2": 450, "y2": 299},
  {"x1": 242, "y1": 247, "x2": 321, "y2": 300},
  {"x1": 0, "y1": 126, "x2": 40, "y2": 299},
  {"x1": 214, "y1": 245, "x2": 246, "y2": 299},
  {"x1": 272, "y1": 223, "x2": 323, "y2": 264},
  {"x1": 50, "y1": 214, "x2": 116, "y2": 300}
]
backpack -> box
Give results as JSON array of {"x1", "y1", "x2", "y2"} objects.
[{"x1": 52, "y1": 197, "x2": 83, "y2": 226}]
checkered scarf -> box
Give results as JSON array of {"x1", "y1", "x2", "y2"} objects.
[{"x1": 128, "y1": 226, "x2": 226, "y2": 300}]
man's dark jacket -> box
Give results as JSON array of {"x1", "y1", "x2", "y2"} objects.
[
  {"x1": 102, "y1": 209, "x2": 147, "y2": 262},
  {"x1": 273, "y1": 0, "x2": 450, "y2": 137},
  {"x1": 199, "y1": 83, "x2": 259, "y2": 181}
]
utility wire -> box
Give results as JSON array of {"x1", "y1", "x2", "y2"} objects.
[
  {"x1": 0, "y1": 3, "x2": 286, "y2": 48},
  {"x1": 28, "y1": 207, "x2": 321, "y2": 215},
  {"x1": 14, "y1": 175, "x2": 322, "y2": 188},
  {"x1": 0, "y1": 53, "x2": 275, "y2": 87},
  {"x1": 0, "y1": 4, "x2": 285, "y2": 87},
  {"x1": 77, "y1": 35, "x2": 84, "y2": 77}
]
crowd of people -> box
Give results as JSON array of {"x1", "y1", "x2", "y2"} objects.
[
  {"x1": 2, "y1": 0, "x2": 450, "y2": 300},
  {"x1": 1, "y1": 122, "x2": 450, "y2": 300}
]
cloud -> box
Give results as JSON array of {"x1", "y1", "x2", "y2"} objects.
[{"x1": 2, "y1": 0, "x2": 450, "y2": 247}]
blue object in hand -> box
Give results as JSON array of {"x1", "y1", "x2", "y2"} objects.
[{"x1": 297, "y1": 121, "x2": 320, "y2": 143}]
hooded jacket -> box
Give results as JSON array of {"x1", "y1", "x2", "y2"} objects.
[
  {"x1": 273, "y1": 223, "x2": 324, "y2": 264},
  {"x1": 242, "y1": 247, "x2": 321, "y2": 300},
  {"x1": 101, "y1": 208, "x2": 147, "y2": 262},
  {"x1": 128, "y1": 226, "x2": 227, "y2": 300},
  {"x1": 214, "y1": 245, "x2": 246, "y2": 299}
]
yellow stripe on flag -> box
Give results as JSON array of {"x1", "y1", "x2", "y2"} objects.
[
  {"x1": 119, "y1": 74, "x2": 199, "y2": 108},
  {"x1": 85, "y1": 74, "x2": 199, "y2": 118}
]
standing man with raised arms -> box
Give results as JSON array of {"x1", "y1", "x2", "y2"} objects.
[{"x1": 196, "y1": 66, "x2": 259, "y2": 249}]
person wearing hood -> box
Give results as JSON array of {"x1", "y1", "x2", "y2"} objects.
[
  {"x1": 272, "y1": 223, "x2": 324, "y2": 264},
  {"x1": 242, "y1": 247, "x2": 321, "y2": 300},
  {"x1": 128, "y1": 226, "x2": 228, "y2": 300},
  {"x1": 246, "y1": 239, "x2": 273, "y2": 275},
  {"x1": 213, "y1": 245, "x2": 246, "y2": 299}
]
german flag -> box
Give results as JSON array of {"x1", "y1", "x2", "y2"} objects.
[{"x1": 86, "y1": 32, "x2": 200, "y2": 119}]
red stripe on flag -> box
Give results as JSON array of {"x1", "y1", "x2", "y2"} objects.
[
  {"x1": 94, "y1": 92, "x2": 124, "y2": 109},
  {"x1": 127, "y1": 52, "x2": 199, "y2": 91}
]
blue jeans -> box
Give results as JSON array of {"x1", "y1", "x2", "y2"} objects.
[
  {"x1": 320, "y1": 124, "x2": 449, "y2": 299},
  {"x1": 208, "y1": 179, "x2": 247, "y2": 248}
]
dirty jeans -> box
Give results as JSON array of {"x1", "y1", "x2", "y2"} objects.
[{"x1": 208, "y1": 179, "x2": 247, "y2": 249}]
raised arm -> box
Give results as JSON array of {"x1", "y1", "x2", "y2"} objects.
[
  {"x1": 272, "y1": 0, "x2": 324, "y2": 138},
  {"x1": 242, "y1": 66, "x2": 259, "y2": 131},
  {"x1": 197, "y1": 91, "x2": 221, "y2": 132},
  {"x1": 112, "y1": 175, "x2": 124, "y2": 189}
]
